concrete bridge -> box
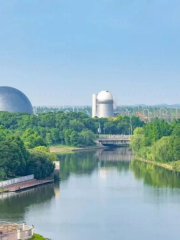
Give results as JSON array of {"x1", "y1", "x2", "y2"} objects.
[{"x1": 98, "y1": 135, "x2": 131, "y2": 147}]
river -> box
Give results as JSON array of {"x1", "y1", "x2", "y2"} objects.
[{"x1": 1, "y1": 148, "x2": 180, "y2": 240}]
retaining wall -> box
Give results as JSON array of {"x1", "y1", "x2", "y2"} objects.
[{"x1": 0, "y1": 175, "x2": 34, "y2": 188}]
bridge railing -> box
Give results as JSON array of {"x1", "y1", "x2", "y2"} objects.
[{"x1": 98, "y1": 135, "x2": 131, "y2": 140}]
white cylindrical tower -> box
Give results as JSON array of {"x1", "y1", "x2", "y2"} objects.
[
  {"x1": 92, "y1": 94, "x2": 97, "y2": 118},
  {"x1": 96, "y1": 90, "x2": 114, "y2": 118}
]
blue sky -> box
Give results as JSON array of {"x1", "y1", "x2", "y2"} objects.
[{"x1": 0, "y1": 0, "x2": 180, "y2": 106}]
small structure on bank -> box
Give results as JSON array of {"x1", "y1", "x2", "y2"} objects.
[{"x1": 0, "y1": 222, "x2": 34, "y2": 240}]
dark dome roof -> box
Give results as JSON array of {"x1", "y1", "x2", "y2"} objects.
[{"x1": 0, "y1": 86, "x2": 33, "y2": 114}]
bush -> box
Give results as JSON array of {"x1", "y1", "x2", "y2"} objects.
[
  {"x1": 29, "y1": 234, "x2": 49, "y2": 240},
  {"x1": 27, "y1": 150, "x2": 55, "y2": 179}
]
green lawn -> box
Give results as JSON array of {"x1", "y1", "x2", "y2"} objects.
[
  {"x1": 0, "y1": 188, "x2": 5, "y2": 193},
  {"x1": 49, "y1": 144, "x2": 82, "y2": 154}
]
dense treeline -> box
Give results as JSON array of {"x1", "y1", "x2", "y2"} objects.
[
  {"x1": 0, "y1": 111, "x2": 143, "y2": 147},
  {"x1": 0, "y1": 111, "x2": 143, "y2": 180},
  {"x1": 0, "y1": 129, "x2": 56, "y2": 180},
  {"x1": 131, "y1": 118, "x2": 180, "y2": 163}
]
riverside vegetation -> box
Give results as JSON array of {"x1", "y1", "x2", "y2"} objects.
[
  {"x1": 130, "y1": 118, "x2": 180, "y2": 170},
  {"x1": 30, "y1": 234, "x2": 49, "y2": 240},
  {"x1": 0, "y1": 111, "x2": 143, "y2": 180}
]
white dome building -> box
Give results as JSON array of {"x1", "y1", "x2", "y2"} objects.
[
  {"x1": 0, "y1": 86, "x2": 33, "y2": 114},
  {"x1": 92, "y1": 90, "x2": 114, "y2": 118}
]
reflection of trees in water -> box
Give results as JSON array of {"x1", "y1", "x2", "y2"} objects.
[
  {"x1": 96, "y1": 147, "x2": 134, "y2": 162},
  {"x1": 101, "y1": 161, "x2": 130, "y2": 172},
  {"x1": 0, "y1": 184, "x2": 55, "y2": 220},
  {"x1": 58, "y1": 148, "x2": 134, "y2": 181},
  {"x1": 98, "y1": 148, "x2": 133, "y2": 172},
  {"x1": 58, "y1": 152, "x2": 98, "y2": 181},
  {"x1": 130, "y1": 159, "x2": 180, "y2": 188}
]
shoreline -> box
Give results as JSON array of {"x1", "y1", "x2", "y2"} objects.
[
  {"x1": 135, "y1": 157, "x2": 177, "y2": 171},
  {"x1": 50, "y1": 144, "x2": 107, "y2": 154},
  {"x1": 0, "y1": 187, "x2": 6, "y2": 193},
  {"x1": 72, "y1": 146, "x2": 107, "y2": 152}
]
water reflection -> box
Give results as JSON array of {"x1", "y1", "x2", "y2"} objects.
[
  {"x1": 1, "y1": 149, "x2": 180, "y2": 220},
  {"x1": 95, "y1": 147, "x2": 133, "y2": 162},
  {"x1": 58, "y1": 151, "x2": 98, "y2": 181},
  {"x1": 0, "y1": 184, "x2": 57, "y2": 222},
  {"x1": 1, "y1": 149, "x2": 180, "y2": 240},
  {"x1": 130, "y1": 159, "x2": 180, "y2": 188},
  {"x1": 59, "y1": 149, "x2": 180, "y2": 189},
  {"x1": 58, "y1": 148, "x2": 133, "y2": 181},
  {"x1": 98, "y1": 147, "x2": 133, "y2": 172}
]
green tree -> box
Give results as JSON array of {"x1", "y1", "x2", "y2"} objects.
[
  {"x1": 79, "y1": 130, "x2": 95, "y2": 146},
  {"x1": 33, "y1": 146, "x2": 49, "y2": 152},
  {"x1": 22, "y1": 129, "x2": 46, "y2": 149},
  {"x1": 0, "y1": 168, "x2": 6, "y2": 179},
  {"x1": 69, "y1": 119, "x2": 84, "y2": 132},
  {"x1": 171, "y1": 136, "x2": 180, "y2": 161},
  {"x1": 63, "y1": 129, "x2": 74, "y2": 145},
  {"x1": 27, "y1": 150, "x2": 55, "y2": 179},
  {"x1": 104, "y1": 122, "x2": 117, "y2": 134},
  {"x1": 0, "y1": 136, "x2": 29, "y2": 177},
  {"x1": 151, "y1": 136, "x2": 173, "y2": 162},
  {"x1": 70, "y1": 130, "x2": 79, "y2": 146},
  {"x1": 130, "y1": 127, "x2": 145, "y2": 153},
  {"x1": 45, "y1": 133, "x2": 52, "y2": 145}
]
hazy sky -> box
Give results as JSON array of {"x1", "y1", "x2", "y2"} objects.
[{"x1": 0, "y1": 0, "x2": 180, "y2": 106}]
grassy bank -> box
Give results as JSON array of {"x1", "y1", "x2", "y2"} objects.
[
  {"x1": 135, "y1": 157, "x2": 180, "y2": 172},
  {"x1": 49, "y1": 144, "x2": 83, "y2": 154},
  {"x1": 0, "y1": 188, "x2": 5, "y2": 193},
  {"x1": 29, "y1": 233, "x2": 49, "y2": 240},
  {"x1": 49, "y1": 144, "x2": 106, "y2": 155}
]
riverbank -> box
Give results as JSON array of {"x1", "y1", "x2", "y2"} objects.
[
  {"x1": 50, "y1": 144, "x2": 106, "y2": 154},
  {"x1": 50, "y1": 144, "x2": 82, "y2": 154},
  {"x1": 135, "y1": 157, "x2": 180, "y2": 172},
  {"x1": 0, "y1": 187, "x2": 6, "y2": 193}
]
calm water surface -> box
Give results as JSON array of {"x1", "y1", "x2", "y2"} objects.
[{"x1": 1, "y1": 148, "x2": 180, "y2": 240}]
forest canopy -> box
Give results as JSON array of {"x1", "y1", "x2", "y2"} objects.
[
  {"x1": 0, "y1": 111, "x2": 143, "y2": 180},
  {"x1": 130, "y1": 118, "x2": 180, "y2": 163},
  {"x1": 0, "y1": 111, "x2": 144, "y2": 147}
]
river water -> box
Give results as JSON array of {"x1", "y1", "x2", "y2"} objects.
[{"x1": 1, "y1": 148, "x2": 180, "y2": 240}]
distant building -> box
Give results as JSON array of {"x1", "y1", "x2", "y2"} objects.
[
  {"x1": 92, "y1": 90, "x2": 114, "y2": 118},
  {"x1": 0, "y1": 86, "x2": 33, "y2": 114}
]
